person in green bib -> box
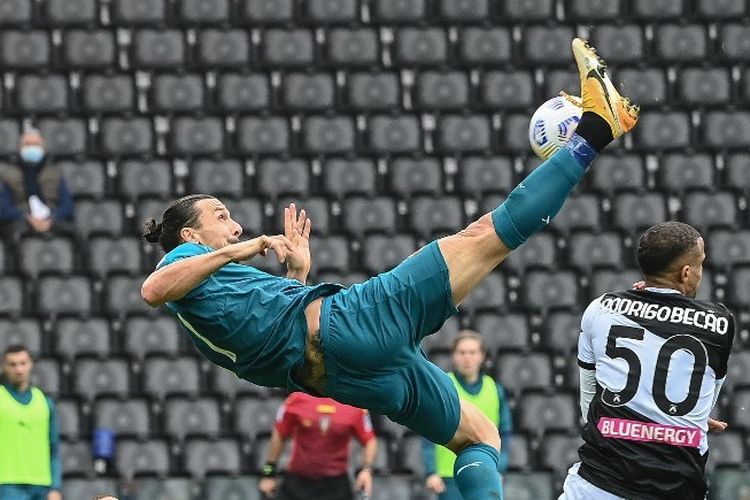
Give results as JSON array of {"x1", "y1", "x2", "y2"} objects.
[
  {"x1": 0, "y1": 344, "x2": 61, "y2": 500},
  {"x1": 422, "y1": 331, "x2": 512, "y2": 499}
]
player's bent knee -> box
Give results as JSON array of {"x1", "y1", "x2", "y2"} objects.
[{"x1": 446, "y1": 400, "x2": 501, "y2": 454}]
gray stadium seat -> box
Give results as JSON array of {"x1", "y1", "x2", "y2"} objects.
[
  {"x1": 284, "y1": 73, "x2": 334, "y2": 110},
  {"x1": 707, "y1": 230, "x2": 750, "y2": 269},
  {"x1": 725, "y1": 351, "x2": 750, "y2": 392},
  {"x1": 726, "y1": 153, "x2": 750, "y2": 193},
  {"x1": 522, "y1": 271, "x2": 578, "y2": 311},
  {"x1": 348, "y1": 72, "x2": 400, "y2": 110},
  {"x1": 111, "y1": 0, "x2": 166, "y2": 25},
  {"x1": 632, "y1": 0, "x2": 685, "y2": 20},
  {"x1": 74, "y1": 200, "x2": 124, "y2": 238},
  {"x1": 568, "y1": 232, "x2": 623, "y2": 272},
  {"x1": 60, "y1": 441, "x2": 94, "y2": 477},
  {"x1": 60, "y1": 160, "x2": 106, "y2": 198},
  {"x1": 31, "y1": 358, "x2": 60, "y2": 397},
  {"x1": 56, "y1": 318, "x2": 110, "y2": 359},
  {"x1": 0, "y1": 120, "x2": 20, "y2": 155},
  {"x1": 590, "y1": 154, "x2": 645, "y2": 194},
  {"x1": 56, "y1": 399, "x2": 81, "y2": 440},
  {"x1": 274, "y1": 197, "x2": 330, "y2": 234},
  {"x1": 316, "y1": 272, "x2": 367, "y2": 287},
  {"x1": 588, "y1": 268, "x2": 645, "y2": 302},
  {"x1": 729, "y1": 388, "x2": 750, "y2": 430},
  {"x1": 116, "y1": 440, "x2": 170, "y2": 478},
  {"x1": 0, "y1": 31, "x2": 50, "y2": 69},
  {"x1": 362, "y1": 234, "x2": 415, "y2": 274},
  {"x1": 101, "y1": 118, "x2": 154, "y2": 155},
  {"x1": 683, "y1": 192, "x2": 737, "y2": 231},
  {"x1": 204, "y1": 477, "x2": 262, "y2": 500},
  {"x1": 83, "y1": 75, "x2": 135, "y2": 113},
  {"x1": 710, "y1": 469, "x2": 750, "y2": 500},
  {"x1": 217, "y1": 73, "x2": 270, "y2": 112},
  {"x1": 119, "y1": 159, "x2": 172, "y2": 199},
  {"x1": 369, "y1": 476, "x2": 414, "y2": 500},
  {"x1": 190, "y1": 158, "x2": 243, "y2": 196},
  {"x1": 728, "y1": 267, "x2": 750, "y2": 308},
  {"x1": 461, "y1": 272, "x2": 505, "y2": 313},
  {"x1": 328, "y1": 28, "x2": 379, "y2": 66},
  {"x1": 611, "y1": 193, "x2": 667, "y2": 233},
  {"x1": 237, "y1": 116, "x2": 289, "y2": 154},
  {"x1": 518, "y1": 392, "x2": 578, "y2": 435},
  {"x1": 390, "y1": 157, "x2": 442, "y2": 197},
  {"x1": 303, "y1": 116, "x2": 356, "y2": 154},
  {"x1": 0, "y1": 319, "x2": 42, "y2": 355},
  {"x1": 64, "y1": 30, "x2": 115, "y2": 68},
  {"x1": 223, "y1": 198, "x2": 264, "y2": 235},
  {"x1": 504, "y1": 233, "x2": 557, "y2": 274},
  {"x1": 89, "y1": 237, "x2": 142, "y2": 276},
  {"x1": 482, "y1": 70, "x2": 534, "y2": 109},
  {"x1": 243, "y1": 0, "x2": 293, "y2": 23},
  {"x1": 550, "y1": 194, "x2": 601, "y2": 235},
  {"x1": 416, "y1": 71, "x2": 470, "y2": 110},
  {"x1": 394, "y1": 28, "x2": 448, "y2": 66},
  {"x1": 704, "y1": 111, "x2": 750, "y2": 149},
  {"x1": 568, "y1": 0, "x2": 621, "y2": 20},
  {"x1": 256, "y1": 158, "x2": 310, "y2": 199},
  {"x1": 322, "y1": 158, "x2": 376, "y2": 198},
  {"x1": 212, "y1": 365, "x2": 268, "y2": 400},
  {"x1": 420, "y1": 316, "x2": 460, "y2": 353},
  {"x1": 508, "y1": 433, "x2": 530, "y2": 470},
  {"x1": 132, "y1": 478, "x2": 194, "y2": 500},
  {"x1": 308, "y1": 0, "x2": 358, "y2": 23},
  {"x1": 396, "y1": 434, "x2": 424, "y2": 475},
  {"x1": 616, "y1": 67, "x2": 667, "y2": 109},
  {"x1": 368, "y1": 115, "x2": 421, "y2": 153},
  {"x1": 0, "y1": 0, "x2": 31, "y2": 25},
  {"x1": 310, "y1": 236, "x2": 350, "y2": 274},
  {"x1": 591, "y1": 25, "x2": 644, "y2": 63},
  {"x1": 38, "y1": 118, "x2": 86, "y2": 156},
  {"x1": 543, "y1": 69, "x2": 580, "y2": 100},
  {"x1": 655, "y1": 25, "x2": 707, "y2": 62},
  {"x1": 698, "y1": 0, "x2": 745, "y2": 17},
  {"x1": 106, "y1": 276, "x2": 152, "y2": 316},
  {"x1": 165, "y1": 397, "x2": 221, "y2": 440},
  {"x1": 234, "y1": 395, "x2": 285, "y2": 439},
  {"x1": 680, "y1": 68, "x2": 731, "y2": 106},
  {"x1": 373, "y1": 0, "x2": 425, "y2": 22},
  {"x1": 635, "y1": 111, "x2": 691, "y2": 150},
  {"x1": 63, "y1": 479, "x2": 119, "y2": 499},
  {"x1": 17, "y1": 75, "x2": 68, "y2": 113},
  {"x1": 144, "y1": 357, "x2": 200, "y2": 399},
  {"x1": 94, "y1": 399, "x2": 150, "y2": 438},
  {"x1": 475, "y1": 313, "x2": 531, "y2": 352},
  {"x1": 504, "y1": 0, "x2": 553, "y2": 20},
  {"x1": 263, "y1": 29, "x2": 315, "y2": 66},
  {"x1": 0, "y1": 277, "x2": 23, "y2": 315},
  {"x1": 544, "y1": 310, "x2": 582, "y2": 353},
  {"x1": 349, "y1": 436, "x2": 390, "y2": 472},
  {"x1": 707, "y1": 432, "x2": 745, "y2": 468},
  {"x1": 523, "y1": 26, "x2": 576, "y2": 65},
  {"x1": 458, "y1": 156, "x2": 514, "y2": 196},
  {"x1": 409, "y1": 196, "x2": 463, "y2": 238},
  {"x1": 496, "y1": 353, "x2": 553, "y2": 394},
  {"x1": 437, "y1": 115, "x2": 491, "y2": 152},
  {"x1": 501, "y1": 114, "x2": 532, "y2": 153},
  {"x1": 720, "y1": 24, "x2": 750, "y2": 62},
  {"x1": 539, "y1": 433, "x2": 584, "y2": 476},
  {"x1": 152, "y1": 74, "x2": 204, "y2": 112},
  {"x1": 438, "y1": 0, "x2": 488, "y2": 21},
  {"x1": 481, "y1": 194, "x2": 506, "y2": 215},
  {"x1": 171, "y1": 116, "x2": 224, "y2": 155},
  {"x1": 38, "y1": 276, "x2": 92, "y2": 315},
  {"x1": 179, "y1": 0, "x2": 230, "y2": 23},
  {"x1": 198, "y1": 30, "x2": 250, "y2": 67},
  {"x1": 133, "y1": 30, "x2": 186, "y2": 68},
  {"x1": 73, "y1": 359, "x2": 129, "y2": 399},
  {"x1": 254, "y1": 434, "x2": 292, "y2": 471},
  {"x1": 459, "y1": 27, "x2": 512, "y2": 65},
  {"x1": 184, "y1": 439, "x2": 241, "y2": 477},
  {"x1": 123, "y1": 316, "x2": 180, "y2": 359}
]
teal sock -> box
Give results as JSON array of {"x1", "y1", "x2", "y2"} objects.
[
  {"x1": 491, "y1": 141, "x2": 595, "y2": 249},
  {"x1": 453, "y1": 443, "x2": 504, "y2": 500}
]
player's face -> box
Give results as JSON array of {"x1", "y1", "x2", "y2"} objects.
[
  {"x1": 2, "y1": 351, "x2": 33, "y2": 389},
  {"x1": 452, "y1": 338, "x2": 485, "y2": 379},
  {"x1": 682, "y1": 237, "x2": 705, "y2": 299},
  {"x1": 189, "y1": 198, "x2": 243, "y2": 249}
]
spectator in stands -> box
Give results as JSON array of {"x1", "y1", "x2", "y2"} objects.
[
  {"x1": 422, "y1": 330, "x2": 512, "y2": 499},
  {"x1": 0, "y1": 129, "x2": 74, "y2": 240},
  {"x1": 258, "y1": 392, "x2": 377, "y2": 500},
  {"x1": 0, "y1": 344, "x2": 61, "y2": 500}
]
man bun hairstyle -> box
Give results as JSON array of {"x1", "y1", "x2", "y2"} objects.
[
  {"x1": 142, "y1": 194, "x2": 214, "y2": 252},
  {"x1": 637, "y1": 221, "x2": 702, "y2": 277}
]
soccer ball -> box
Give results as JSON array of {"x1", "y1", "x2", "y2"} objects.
[{"x1": 528, "y1": 95, "x2": 582, "y2": 160}]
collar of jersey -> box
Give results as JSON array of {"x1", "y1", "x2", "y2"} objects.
[{"x1": 643, "y1": 286, "x2": 682, "y2": 295}]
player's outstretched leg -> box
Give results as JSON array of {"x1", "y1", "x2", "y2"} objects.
[{"x1": 438, "y1": 37, "x2": 640, "y2": 305}]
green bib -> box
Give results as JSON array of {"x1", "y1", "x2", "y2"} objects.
[
  {"x1": 0, "y1": 386, "x2": 52, "y2": 486},
  {"x1": 435, "y1": 373, "x2": 500, "y2": 478}
]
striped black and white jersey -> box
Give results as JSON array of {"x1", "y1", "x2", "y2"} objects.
[{"x1": 576, "y1": 287, "x2": 735, "y2": 500}]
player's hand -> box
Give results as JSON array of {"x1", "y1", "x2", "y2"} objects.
[
  {"x1": 283, "y1": 203, "x2": 312, "y2": 276},
  {"x1": 425, "y1": 474, "x2": 446, "y2": 493},
  {"x1": 27, "y1": 214, "x2": 52, "y2": 233},
  {"x1": 632, "y1": 280, "x2": 647, "y2": 291},
  {"x1": 355, "y1": 467, "x2": 373, "y2": 497},
  {"x1": 47, "y1": 490, "x2": 62, "y2": 500},
  {"x1": 225, "y1": 235, "x2": 294, "y2": 263},
  {"x1": 258, "y1": 477, "x2": 278, "y2": 497},
  {"x1": 708, "y1": 417, "x2": 728, "y2": 432}
]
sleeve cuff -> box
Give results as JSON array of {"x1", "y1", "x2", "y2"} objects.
[{"x1": 577, "y1": 359, "x2": 595, "y2": 370}]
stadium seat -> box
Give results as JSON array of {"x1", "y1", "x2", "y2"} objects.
[
  {"x1": 541, "y1": 69, "x2": 580, "y2": 103},
  {"x1": 550, "y1": 194, "x2": 601, "y2": 235},
  {"x1": 725, "y1": 351, "x2": 750, "y2": 392},
  {"x1": 504, "y1": 233, "x2": 557, "y2": 274},
  {"x1": 204, "y1": 477, "x2": 262, "y2": 500},
  {"x1": 60, "y1": 160, "x2": 106, "y2": 198},
  {"x1": 0, "y1": 120, "x2": 21, "y2": 155},
  {"x1": 457, "y1": 156, "x2": 514, "y2": 196},
  {"x1": 165, "y1": 397, "x2": 221, "y2": 440},
  {"x1": 151, "y1": 74, "x2": 204, "y2": 113},
  {"x1": 322, "y1": 158, "x2": 377, "y2": 198},
  {"x1": 683, "y1": 192, "x2": 737, "y2": 231},
  {"x1": 283, "y1": 73, "x2": 335, "y2": 110},
  {"x1": 567, "y1": 232, "x2": 624, "y2": 272},
  {"x1": 632, "y1": 0, "x2": 685, "y2": 20},
  {"x1": 616, "y1": 67, "x2": 668, "y2": 109},
  {"x1": 590, "y1": 154, "x2": 645, "y2": 194},
  {"x1": 170, "y1": 116, "x2": 224, "y2": 155},
  {"x1": 31, "y1": 358, "x2": 61, "y2": 397},
  {"x1": 704, "y1": 111, "x2": 750, "y2": 149},
  {"x1": 507, "y1": 433, "x2": 530, "y2": 470},
  {"x1": 503, "y1": 0, "x2": 553, "y2": 20},
  {"x1": 543, "y1": 310, "x2": 582, "y2": 353},
  {"x1": 237, "y1": 116, "x2": 290, "y2": 154},
  {"x1": 63, "y1": 30, "x2": 115, "y2": 68},
  {"x1": 133, "y1": 30, "x2": 186, "y2": 68},
  {"x1": 348, "y1": 72, "x2": 400, "y2": 110},
  {"x1": 679, "y1": 68, "x2": 731, "y2": 106},
  {"x1": 0, "y1": 0, "x2": 32, "y2": 25},
  {"x1": 56, "y1": 317, "x2": 110, "y2": 359},
  {"x1": 303, "y1": 116, "x2": 356, "y2": 154},
  {"x1": 308, "y1": 0, "x2": 358, "y2": 23},
  {"x1": 501, "y1": 114, "x2": 532, "y2": 152},
  {"x1": 725, "y1": 153, "x2": 750, "y2": 193},
  {"x1": 588, "y1": 268, "x2": 643, "y2": 302},
  {"x1": 0, "y1": 319, "x2": 42, "y2": 355},
  {"x1": 60, "y1": 441, "x2": 94, "y2": 477},
  {"x1": 727, "y1": 267, "x2": 750, "y2": 308},
  {"x1": 223, "y1": 198, "x2": 265, "y2": 235},
  {"x1": 568, "y1": 0, "x2": 621, "y2": 20},
  {"x1": 728, "y1": 388, "x2": 750, "y2": 430},
  {"x1": 655, "y1": 25, "x2": 708, "y2": 63},
  {"x1": 263, "y1": 29, "x2": 315, "y2": 66},
  {"x1": 523, "y1": 26, "x2": 576, "y2": 65},
  {"x1": 373, "y1": 0, "x2": 425, "y2": 22},
  {"x1": 719, "y1": 24, "x2": 750, "y2": 62},
  {"x1": 256, "y1": 158, "x2": 310, "y2": 199},
  {"x1": 437, "y1": 115, "x2": 491, "y2": 152},
  {"x1": 707, "y1": 230, "x2": 750, "y2": 269},
  {"x1": 94, "y1": 398, "x2": 150, "y2": 439},
  {"x1": 131, "y1": 478, "x2": 195, "y2": 500},
  {"x1": 101, "y1": 118, "x2": 154, "y2": 156},
  {"x1": 461, "y1": 272, "x2": 506, "y2": 314},
  {"x1": 217, "y1": 73, "x2": 270, "y2": 112},
  {"x1": 0, "y1": 31, "x2": 50, "y2": 69},
  {"x1": 409, "y1": 196, "x2": 463, "y2": 238},
  {"x1": 189, "y1": 158, "x2": 243, "y2": 197},
  {"x1": 416, "y1": 71, "x2": 470, "y2": 110},
  {"x1": 116, "y1": 440, "x2": 170, "y2": 478},
  {"x1": 89, "y1": 237, "x2": 142, "y2": 276},
  {"x1": 38, "y1": 118, "x2": 86, "y2": 156},
  {"x1": 106, "y1": 276, "x2": 152, "y2": 316},
  {"x1": 56, "y1": 399, "x2": 81, "y2": 441},
  {"x1": 349, "y1": 436, "x2": 390, "y2": 473},
  {"x1": 591, "y1": 25, "x2": 644, "y2": 63},
  {"x1": 17, "y1": 74, "x2": 68, "y2": 114},
  {"x1": 122, "y1": 316, "x2": 181, "y2": 359},
  {"x1": 521, "y1": 271, "x2": 578, "y2": 312},
  {"x1": 504, "y1": 472, "x2": 555, "y2": 500},
  {"x1": 144, "y1": 357, "x2": 200, "y2": 399},
  {"x1": 212, "y1": 366, "x2": 268, "y2": 400},
  {"x1": 459, "y1": 27, "x2": 512, "y2": 65},
  {"x1": 234, "y1": 395, "x2": 285, "y2": 439},
  {"x1": 73, "y1": 358, "x2": 129, "y2": 399},
  {"x1": 119, "y1": 159, "x2": 172, "y2": 199},
  {"x1": 309, "y1": 236, "x2": 350, "y2": 274},
  {"x1": 420, "y1": 317, "x2": 460, "y2": 354},
  {"x1": 710, "y1": 469, "x2": 750, "y2": 500},
  {"x1": 198, "y1": 30, "x2": 250, "y2": 67},
  {"x1": 539, "y1": 433, "x2": 584, "y2": 476},
  {"x1": 362, "y1": 234, "x2": 415, "y2": 274},
  {"x1": 496, "y1": 353, "x2": 553, "y2": 394},
  {"x1": 635, "y1": 111, "x2": 691, "y2": 150},
  {"x1": 38, "y1": 275, "x2": 92, "y2": 315},
  {"x1": 0, "y1": 277, "x2": 24, "y2": 315},
  {"x1": 699, "y1": 0, "x2": 746, "y2": 17},
  {"x1": 707, "y1": 432, "x2": 745, "y2": 468},
  {"x1": 394, "y1": 28, "x2": 448, "y2": 66},
  {"x1": 438, "y1": 0, "x2": 489, "y2": 22},
  {"x1": 518, "y1": 392, "x2": 578, "y2": 435},
  {"x1": 184, "y1": 439, "x2": 241, "y2": 477},
  {"x1": 242, "y1": 0, "x2": 293, "y2": 23},
  {"x1": 343, "y1": 197, "x2": 397, "y2": 236},
  {"x1": 178, "y1": 0, "x2": 230, "y2": 24},
  {"x1": 327, "y1": 28, "x2": 379, "y2": 66},
  {"x1": 396, "y1": 434, "x2": 424, "y2": 476},
  {"x1": 74, "y1": 200, "x2": 124, "y2": 238},
  {"x1": 368, "y1": 115, "x2": 421, "y2": 153},
  {"x1": 82, "y1": 75, "x2": 135, "y2": 114},
  {"x1": 110, "y1": 0, "x2": 166, "y2": 25},
  {"x1": 482, "y1": 70, "x2": 534, "y2": 109},
  {"x1": 370, "y1": 476, "x2": 415, "y2": 500},
  {"x1": 390, "y1": 157, "x2": 442, "y2": 198},
  {"x1": 475, "y1": 313, "x2": 531, "y2": 352},
  {"x1": 611, "y1": 193, "x2": 668, "y2": 234}
]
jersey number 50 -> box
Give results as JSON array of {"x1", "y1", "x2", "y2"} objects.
[{"x1": 602, "y1": 325, "x2": 708, "y2": 417}]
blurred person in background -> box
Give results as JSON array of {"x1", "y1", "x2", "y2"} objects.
[
  {"x1": 259, "y1": 392, "x2": 377, "y2": 500},
  {"x1": 422, "y1": 330, "x2": 512, "y2": 499},
  {"x1": 0, "y1": 344, "x2": 61, "y2": 500},
  {"x1": 0, "y1": 129, "x2": 74, "y2": 240}
]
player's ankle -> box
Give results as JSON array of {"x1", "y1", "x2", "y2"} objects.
[{"x1": 573, "y1": 112, "x2": 613, "y2": 152}]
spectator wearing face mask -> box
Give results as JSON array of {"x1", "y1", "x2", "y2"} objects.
[{"x1": 0, "y1": 130, "x2": 74, "y2": 239}]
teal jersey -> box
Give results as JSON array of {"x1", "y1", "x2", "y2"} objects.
[{"x1": 159, "y1": 243, "x2": 342, "y2": 389}]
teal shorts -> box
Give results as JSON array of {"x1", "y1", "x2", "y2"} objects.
[{"x1": 319, "y1": 241, "x2": 461, "y2": 445}]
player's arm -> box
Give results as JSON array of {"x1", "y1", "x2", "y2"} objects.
[
  {"x1": 141, "y1": 235, "x2": 294, "y2": 307},
  {"x1": 577, "y1": 299, "x2": 600, "y2": 424}
]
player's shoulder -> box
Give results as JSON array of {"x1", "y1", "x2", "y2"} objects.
[{"x1": 158, "y1": 242, "x2": 212, "y2": 268}]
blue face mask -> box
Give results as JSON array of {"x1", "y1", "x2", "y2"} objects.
[{"x1": 20, "y1": 145, "x2": 45, "y2": 164}]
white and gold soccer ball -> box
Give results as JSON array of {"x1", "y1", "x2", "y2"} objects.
[{"x1": 528, "y1": 94, "x2": 582, "y2": 160}]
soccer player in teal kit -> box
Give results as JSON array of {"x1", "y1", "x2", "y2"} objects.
[{"x1": 141, "y1": 39, "x2": 639, "y2": 500}]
